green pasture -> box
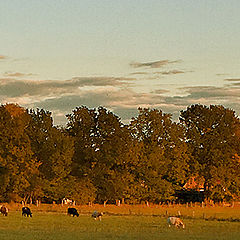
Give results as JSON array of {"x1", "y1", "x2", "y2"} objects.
[{"x1": 0, "y1": 212, "x2": 240, "y2": 240}]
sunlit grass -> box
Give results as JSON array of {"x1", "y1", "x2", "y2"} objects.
[{"x1": 0, "y1": 211, "x2": 240, "y2": 240}]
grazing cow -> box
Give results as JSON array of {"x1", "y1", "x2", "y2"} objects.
[
  {"x1": 67, "y1": 207, "x2": 79, "y2": 217},
  {"x1": 0, "y1": 206, "x2": 8, "y2": 216},
  {"x1": 167, "y1": 216, "x2": 185, "y2": 228},
  {"x1": 62, "y1": 198, "x2": 74, "y2": 205},
  {"x1": 22, "y1": 207, "x2": 32, "y2": 217},
  {"x1": 92, "y1": 211, "x2": 103, "y2": 221}
]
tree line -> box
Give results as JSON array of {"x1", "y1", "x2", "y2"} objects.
[{"x1": 0, "y1": 103, "x2": 239, "y2": 204}]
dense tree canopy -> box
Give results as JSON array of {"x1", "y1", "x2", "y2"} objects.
[
  {"x1": 127, "y1": 108, "x2": 190, "y2": 203},
  {"x1": 0, "y1": 103, "x2": 239, "y2": 204},
  {"x1": 180, "y1": 105, "x2": 240, "y2": 201}
]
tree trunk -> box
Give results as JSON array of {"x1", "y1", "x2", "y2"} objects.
[
  {"x1": 103, "y1": 200, "x2": 108, "y2": 207},
  {"x1": 23, "y1": 195, "x2": 30, "y2": 205}
]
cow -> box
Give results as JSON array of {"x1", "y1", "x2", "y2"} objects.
[
  {"x1": 62, "y1": 198, "x2": 75, "y2": 205},
  {"x1": 0, "y1": 206, "x2": 8, "y2": 216},
  {"x1": 67, "y1": 207, "x2": 79, "y2": 217},
  {"x1": 92, "y1": 211, "x2": 103, "y2": 221},
  {"x1": 22, "y1": 207, "x2": 32, "y2": 217},
  {"x1": 167, "y1": 216, "x2": 185, "y2": 228}
]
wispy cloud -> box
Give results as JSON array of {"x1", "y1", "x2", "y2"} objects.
[
  {"x1": 130, "y1": 72, "x2": 149, "y2": 75},
  {"x1": 71, "y1": 76, "x2": 135, "y2": 86},
  {"x1": 130, "y1": 59, "x2": 181, "y2": 68},
  {"x1": 0, "y1": 76, "x2": 134, "y2": 98},
  {"x1": 154, "y1": 70, "x2": 185, "y2": 75},
  {"x1": 224, "y1": 78, "x2": 240, "y2": 82},
  {"x1": 161, "y1": 85, "x2": 240, "y2": 120},
  {"x1": 180, "y1": 86, "x2": 240, "y2": 99},
  {"x1": 4, "y1": 72, "x2": 35, "y2": 78}
]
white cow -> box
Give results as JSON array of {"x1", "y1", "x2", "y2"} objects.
[
  {"x1": 62, "y1": 198, "x2": 74, "y2": 205},
  {"x1": 167, "y1": 216, "x2": 185, "y2": 228}
]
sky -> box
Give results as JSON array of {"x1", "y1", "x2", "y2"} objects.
[{"x1": 1, "y1": 0, "x2": 240, "y2": 125}]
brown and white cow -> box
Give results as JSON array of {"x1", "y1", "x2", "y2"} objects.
[
  {"x1": 0, "y1": 205, "x2": 8, "y2": 216},
  {"x1": 167, "y1": 216, "x2": 185, "y2": 228},
  {"x1": 92, "y1": 211, "x2": 103, "y2": 221}
]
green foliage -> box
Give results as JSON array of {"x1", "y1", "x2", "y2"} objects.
[
  {"x1": 69, "y1": 178, "x2": 96, "y2": 204},
  {"x1": 0, "y1": 104, "x2": 40, "y2": 202},
  {"x1": 67, "y1": 106, "x2": 132, "y2": 203},
  {"x1": 0, "y1": 103, "x2": 239, "y2": 204},
  {"x1": 27, "y1": 109, "x2": 74, "y2": 201},
  {"x1": 127, "y1": 108, "x2": 190, "y2": 202},
  {"x1": 180, "y1": 104, "x2": 240, "y2": 201}
]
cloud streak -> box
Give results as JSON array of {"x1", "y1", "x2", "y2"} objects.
[
  {"x1": 130, "y1": 72, "x2": 149, "y2": 75},
  {"x1": 154, "y1": 70, "x2": 186, "y2": 75},
  {"x1": 130, "y1": 59, "x2": 181, "y2": 68},
  {"x1": 224, "y1": 78, "x2": 240, "y2": 82},
  {"x1": 0, "y1": 76, "x2": 134, "y2": 99},
  {"x1": 4, "y1": 72, "x2": 35, "y2": 78}
]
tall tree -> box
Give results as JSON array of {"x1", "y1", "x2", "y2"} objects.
[
  {"x1": 28, "y1": 108, "x2": 74, "y2": 201},
  {"x1": 66, "y1": 106, "x2": 132, "y2": 204},
  {"x1": 0, "y1": 104, "x2": 40, "y2": 202},
  {"x1": 128, "y1": 108, "x2": 190, "y2": 203},
  {"x1": 93, "y1": 107, "x2": 132, "y2": 203},
  {"x1": 66, "y1": 106, "x2": 97, "y2": 177},
  {"x1": 66, "y1": 106, "x2": 98, "y2": 202},
  {"x1": 180, "y1": 104, "x2": 240, "y2": 201}
]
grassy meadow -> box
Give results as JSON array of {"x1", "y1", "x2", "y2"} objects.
[{"x1": 0, "y1": 204, "x2": 240, "y2": 240}]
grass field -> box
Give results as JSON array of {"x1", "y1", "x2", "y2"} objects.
[{"x1": 0, "y1": 210, "x2": 240, "y2": 240}]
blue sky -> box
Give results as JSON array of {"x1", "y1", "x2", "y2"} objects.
[{"x1": 1, "y1": 0, "x2": 240, "y2": 125}]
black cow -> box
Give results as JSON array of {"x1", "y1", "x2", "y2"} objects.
[
  {"x1": 22, "y1": 207, "x2": 32, "y2": 217},
  {"x1": 0, "y1": 206, "x2": 8, "y2": 216},
  {"x1": 67, "y1": 207, "x2": 79, "y2": 217}
]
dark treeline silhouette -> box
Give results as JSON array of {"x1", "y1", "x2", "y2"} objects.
[{"x1": 0, "y1": 103, "x2": 239, "y2": 204}]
